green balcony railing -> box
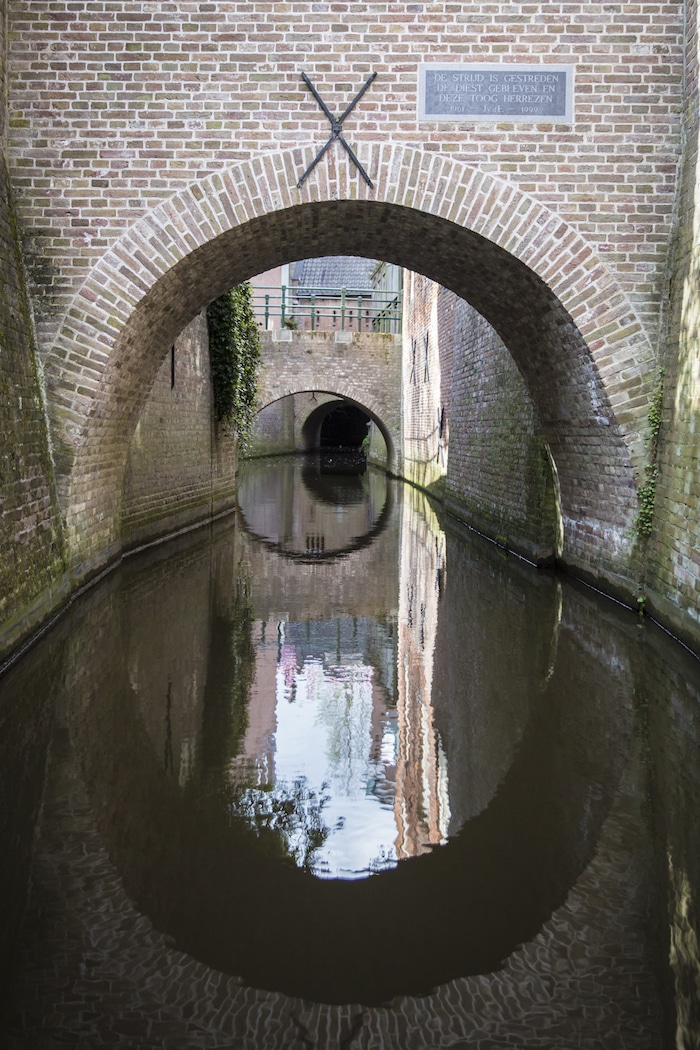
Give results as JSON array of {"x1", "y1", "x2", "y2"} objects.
[{"x1": 252, "y1": 286, "x2": 402, "y2": 334}]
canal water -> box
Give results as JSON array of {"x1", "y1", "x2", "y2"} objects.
[{"x1": 0, "y1": 455, "x2": 698, "y2": 1048}]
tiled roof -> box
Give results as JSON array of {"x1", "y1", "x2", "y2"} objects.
[{"x1": 292, "y1": 256, "x2": 378, "y2": 296}]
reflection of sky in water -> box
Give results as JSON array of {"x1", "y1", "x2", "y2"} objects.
[
  {"x1": 231, "y1": 462, "x2": 451, "y2": 879},
  {"x1": 275, "y1": 649, "x2": 399, "y2": 879},
  {"x1": 243, "y1": 626, "x2": 400, "y2": 879}
]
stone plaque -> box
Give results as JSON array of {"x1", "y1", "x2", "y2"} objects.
[{"x1": 418, "y1": 63, "x2": 574, "y2": 122}]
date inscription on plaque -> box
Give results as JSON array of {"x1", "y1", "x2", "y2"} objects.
[{"x1": 418, "y1": 64, "x2": 574, "y2": 122}]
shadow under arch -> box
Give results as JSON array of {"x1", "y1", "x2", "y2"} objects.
[
  {"x1": 302, "y1": 398, "x2": 372, "y2": 452},
  {"x1": 47, "y1": 149, "x2": 653, "y2": 589}
]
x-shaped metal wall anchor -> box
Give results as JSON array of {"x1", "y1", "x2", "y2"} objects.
[{"x1": 297, "y1": 71, "x2": 377, "y2": 189}]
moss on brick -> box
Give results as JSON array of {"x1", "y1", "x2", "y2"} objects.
[{"x1": 0, "y1": 157, "x2": 67, "y2": 657}]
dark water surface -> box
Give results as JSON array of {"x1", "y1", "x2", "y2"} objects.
[{"x1": 0, "y1": 455, "x2": 698, "y2": 1048}]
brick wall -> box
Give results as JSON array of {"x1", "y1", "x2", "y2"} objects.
[
  {"x1": 0, "y1": 149, "x2": 66, "y2": 659},
  {"x1": 445, "y1": 299, "x2": 560, "y2": 565},
  {"x1": 646, "y1": 0, "x2": 700, "y2": 653},
  {"x1": 5, "y1": 1, "x2": 682, "y2": 346},
  {"x1": 401, "y1": 274, "x2": 558, "y2": 564},
  {"x1": 121, "y1": 311, "x2": 237, "y2": 550},
  {"x1": 401, "y1": 271, "x2": 449, "y2": 490},
  {"x1": 247, "y1": 394, "x2": 300, "y2": 458},
  {"x1": 4, "y1": 3, "x2": 680, "y2": 486}
]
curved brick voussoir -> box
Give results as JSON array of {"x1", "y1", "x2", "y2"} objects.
[{"x1": 45, "y1": 146, "x2": 652, "y2": 580}]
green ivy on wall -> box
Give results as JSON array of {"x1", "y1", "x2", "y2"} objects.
[{"x1": 206, "y1": 283, "x2": 261, "y2": 444}]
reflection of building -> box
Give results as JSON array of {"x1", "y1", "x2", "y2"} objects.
[
  {"x1": 231, "y1": 458, "x2": 452, "y2": 875},
  {"x1": 124, "y1": 543, "x2": 221, "y2": 789},
  {"x1": 395, "y1": 483, "x2": 450, "y2": 858},
  {"x1": 231, "y1": 620, "x2": 280, "y2": 788},
  {"x1": 229, "y1": 615, "x2": 400, "y2": 878}
]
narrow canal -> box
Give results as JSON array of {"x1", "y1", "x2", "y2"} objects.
[{"x1": 0, "y1": 455, "x2": 698, "y2": 1048}]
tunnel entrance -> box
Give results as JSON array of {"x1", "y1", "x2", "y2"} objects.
[{"x1": 319, "y1": 402, "x2": 370, "y2": 451}]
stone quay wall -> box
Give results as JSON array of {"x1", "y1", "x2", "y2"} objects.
[
  {"x1": 0, "y1": 159, "x2": 67, "y2": 657},
  {"x1": 401, "y1": 271, "x2": 450, "y2": 492},
  {"x1": 401, "y1": 273, "x2": 559, "y2": 565},
  {"x1": 247, "y1": 393, "x2": 300, "y2": 459},
  {"x1": 121, "y1": 311, "x2": 238, "y2": 552},
  {"x1": 646, "y1": 0, "x2": 700, "y2": 651},
  {"x1": 444, "y1": 299, "x2": 561, "y2": 565}
]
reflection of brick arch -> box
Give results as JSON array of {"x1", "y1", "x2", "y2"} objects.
[{"x1": 45, "y1": 145, "x2": 653, "y2": 578}]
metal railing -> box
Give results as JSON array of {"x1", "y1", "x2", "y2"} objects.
[{"x1": 252, "y1": 286, "x2": 402, "y2": 334}]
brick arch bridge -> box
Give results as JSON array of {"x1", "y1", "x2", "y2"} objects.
[
  {"x1": 45, "y1": 146, "x2": 653, "y2": 586},
  {"x1": 256, "y1": 328, "x2": 403, "y2": 470}
]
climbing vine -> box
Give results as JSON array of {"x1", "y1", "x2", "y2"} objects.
[
  {"x1": 635, "y1": 368, "x2": 665, "y2": 539},
  {"x1": 206, "y1": 283, "x2": 261, "y2": 444}
]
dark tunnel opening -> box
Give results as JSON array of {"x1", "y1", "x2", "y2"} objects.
[{"x1": 319, "y1": 403, "x2": 371, "y2": 450}]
